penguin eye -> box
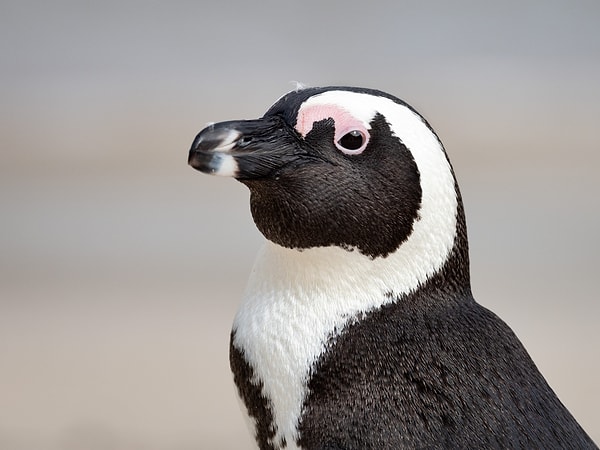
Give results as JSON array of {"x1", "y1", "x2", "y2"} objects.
[
  {"x1": 237, "y1": 136, "x2": 253, "y2": 147},
  {"x1": 335, "y1": 130, "x2": 368, "y2": 155}
]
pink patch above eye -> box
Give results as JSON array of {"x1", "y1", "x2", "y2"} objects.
[{"x1": 295, "y1": 104, "x2": 370, "y2": 155}]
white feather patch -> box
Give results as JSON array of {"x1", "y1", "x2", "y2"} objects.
[
  {"x1": 232, "y1": 90, "x2": 458, "y2": 449},
  {"x1": 212, "y1": 153, "x2": 239, "y2": 177}
]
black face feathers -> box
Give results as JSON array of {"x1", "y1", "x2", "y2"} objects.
[
  {"x1": 243, "y1": 113, "x2": 422, "y2": 258},
  {"x1": 189, "y1": 86, "x2": 432, "y2": 258}
]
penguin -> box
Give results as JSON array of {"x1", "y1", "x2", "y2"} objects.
[{"x1": 187, "y1": 86, "x2": 597, "y2": 450}]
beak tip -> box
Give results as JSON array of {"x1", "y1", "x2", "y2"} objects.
[
  {"x1": 187, "y1": 124, "x2": 242, "y2": 176},
  {"x1": 188, "y1": 116, "x2": 290, "y2": 180}
]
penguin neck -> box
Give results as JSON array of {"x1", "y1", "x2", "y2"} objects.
[
  {"x1": 231, "y1": 191, "x2": 470, "y2": 449},
  {"x1": 236, "y1": 197, "x2": 471, "y2": 345},
  {"x1": 231, "y1": 201, "x2": 470, "y2": 449},
  {"x1": 244, "y1": 226, "x2": 467, "y2": 317},
  {"x1": 244, "y1": 180, "x2": 470, "y2": 310}
]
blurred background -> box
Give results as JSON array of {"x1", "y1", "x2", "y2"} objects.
[{"x1": 1, "y1": 1, "x2": 598, "y2": 448}]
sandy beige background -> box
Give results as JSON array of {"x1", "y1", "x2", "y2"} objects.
[{"x1": 1, "y1": 1, "x2": 598, "y2": 448}]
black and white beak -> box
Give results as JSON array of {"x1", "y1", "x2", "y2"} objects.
[{"x1": 188, "y1": 116, "x2": 304, "y2": 179}]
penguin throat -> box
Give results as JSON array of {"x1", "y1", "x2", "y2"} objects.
[{"x1": 232, "y1": 211, "x2": 459, "y2": 448}]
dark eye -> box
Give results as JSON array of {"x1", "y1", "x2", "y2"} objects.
[
  {"x1": 337, "y1": 130, "x2": 365, "y2": 151},
  {"x1": 237, "y1": 136, "x2": 253, "y2": 147}
]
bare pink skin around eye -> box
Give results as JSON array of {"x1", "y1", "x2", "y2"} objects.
[{"x1": 295, "y1": 104, "x2": 368, "y2": 141}]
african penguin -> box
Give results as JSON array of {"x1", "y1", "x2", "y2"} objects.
[{"x1": 188, "y1": 86, "x2": 596, "y2": 450}]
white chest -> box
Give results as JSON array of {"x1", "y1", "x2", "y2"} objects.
[{"x1": 231, "y1": 225, "x2": 455, "y2": 448}]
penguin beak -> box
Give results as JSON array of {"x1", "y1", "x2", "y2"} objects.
[{"x1": 188, "y1": 116, "x2": 302, "y2": 179}]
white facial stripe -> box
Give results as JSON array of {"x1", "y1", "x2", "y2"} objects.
[{"x1": 233, "y1": 91, "x2": 458, "y2": 449}]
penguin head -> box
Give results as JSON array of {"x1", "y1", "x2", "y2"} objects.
[{"x1": 189, "y1": 87, "x2": 462, "y2": 262}]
